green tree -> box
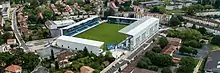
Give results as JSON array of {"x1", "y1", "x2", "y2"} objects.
[
  {"x1": 159, "y1": 36, "x2": 168, "y2": 48},
  {"x1": 84, "y1": 4, "x2": 92, "y2": 17},
  {"x1": 150, "y1": 6, "x2": 166, "y2": 14},
  {"x1": 211, "y1": 35, "x2": 220, "y2": 46},
  {"x1": 152, "y1": 46, "x2": 162, "y2": 53},
  {"x1": 197, "y1": 27, "x2": 207, "y2": 34},
  {"x1": 169, "y1": 15, "x2": 181, "y2": 26},
  {"x1": 161, "y1": 67, "x2": 172, "y2": 73}
]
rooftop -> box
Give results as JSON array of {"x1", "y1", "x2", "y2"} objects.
[
  {"x1": 57, "y1": 36, "x2": 104, "y2": 47},
  {"x1": 4, "y1": 65, "x2": 22, "y2": 72},
  {"x1": 131, "y1": 67, "x2": 156, "y2": 73},
  {"x1": 119, "y1": 16, "x2": 159, "y2": 36},
  {"x1": 80, "y1": 66, "x2": 94, "y2": 73}
]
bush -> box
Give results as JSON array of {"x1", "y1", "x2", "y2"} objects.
[
  {"x1": 147, "y1": 65, "x2": 158, "y2": 71},
  {"x1": 161, "y1": 67, "x2": 172, "y2": 73},
  {"x1": 183, "y1": 40, "x2": 202, "y2": 48},
  {"x1": 152, "y1": 46, "x2": 162, "y2": 53},
  {"x1": 159, "y1": 37, "x2": 168, "y2": 48},
  {"x1": 211, "y1": 35, "x2": 220, "y2": 46}
]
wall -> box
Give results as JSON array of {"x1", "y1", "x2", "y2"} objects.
[{"x1": 56, "y1": 39, "x2": 101, "y2": 55}]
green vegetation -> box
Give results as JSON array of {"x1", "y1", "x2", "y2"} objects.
[
  {"x1": 161, "y1": 67, "x2": 172, "y2": 73},
  {"x1": 137, "y1": 51, "x2": 173, "y2": 71},
  {"x1": 182, "y1": 4, "x2": 214, "y2": 15},
  {"x1": 76, "y1": 23, "x2": 127, "y2": 44},
  {"x1": 210, "y1": 45, "x2": 220, "y2": 51},
  {"x1": 158, "y1": 36, "x2": 168, "y2": 48},
  {"x1": 0, "y1": 48, "x2": 40, "y2": 72},
  {"x1": 211, "y1": 35, "x2": 220, "y2": 46},
  {"x1": 177, "y1": 57, "x2": 199, "y2": 73},
  {"x1": 168, "y1": 15, "x2": 181, "y2": 27}
]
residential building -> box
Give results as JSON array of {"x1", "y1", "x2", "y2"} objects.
[
  {"x1": 162, "y1": 37, "x2": 182, "y2": 56},
  {"x1": 6, "y1": 39, "x2": 17, "y2": 45},
  {"x1": 56, "y1": 50, "x2": 75, "y2": 68},
  {"x1": 0, "y1": 44, "x2": 10, "y2": 52},
  {"x1": 139, "y1": 1, "x2": 163, "y2": 7},
  {"x1": 80, "y1": 66, "x2": 94, "y2": 73},
  {"x1": 205, "y1": 50, "x2": 220, "y2": 73},
  {"x1": 53, "y1": 36, "x2": 104, "y2": 55},
  {"x1": 0, "y1": 2, "x2": 10, "y2": 19},
  {"x1": 4, "y1": 65, "x2": 22, "y2": 73},
  {"x1": 145, "y1": 13, "x2": 172, "y2": 24}
]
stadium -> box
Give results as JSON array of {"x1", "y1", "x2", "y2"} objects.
[{"x1": 54, "y1": 15, "x2": 159, "y2": 56}]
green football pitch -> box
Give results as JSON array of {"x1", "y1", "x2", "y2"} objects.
[{"x1": 75, "y1": 23, "x2": 127, "y2": 45}]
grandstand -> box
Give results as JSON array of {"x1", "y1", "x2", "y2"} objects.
[
  {"x1": 60, "y1": 16, "x2": 100, "y2": 36},
  {"x1": 107, "y1": 16, "x2": 139, "y2": 25}
]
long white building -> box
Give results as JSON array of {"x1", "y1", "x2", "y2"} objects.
[{"x1": 53, "y1": 36, "x2": 104, "y2": 55}]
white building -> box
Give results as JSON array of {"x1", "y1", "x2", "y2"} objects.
[
  {"x1": 0, "y1": 2, "x2": 10, "y2": 19},
  {"x1": 45, "y1": 20, "x2": 75, "y2": 37},
  {"x1": 119, "y1": 16, "x2": 159, "y2": 50},
  {"x1": 53, "y1": 36, "x2": 104, "y2": 55}
]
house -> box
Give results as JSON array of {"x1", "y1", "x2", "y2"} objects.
[
  {"x1": 80, "y1": 66, "x2": 94, "y2": 73},
  {"x1": 56, "y1": 50, "x2": 75, "y2": 68},
  {"x1": 64, "y1": 70, "x2": 74, "y2": 73},
  {"x1": 162, "y1": 37, "x2": 182, "y2": 56},
  {"x1": 145, "y1": 13, "x2": 172, "y2": 24},
  {"x1": 204, "y1": 50, "x2": 220, "y2": 73},
  {"x1": 6, "y1": 39, "x2": 17, "y2": 45},
  {"x1": 0, "y1": 2, "x2": 10, "y2": 19},
  {"x1": 4, "y1": 65, "x2": 22, "y2": 73},
  {"x1": 0, "y1": 44, "x2": 10, "y2": 52}
]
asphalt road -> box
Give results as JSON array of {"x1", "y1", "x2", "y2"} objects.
[{"x1": 11, "y1": 8, "x2": 29, "y2": 51}]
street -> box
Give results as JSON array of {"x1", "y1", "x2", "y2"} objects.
[{"x1": 11, "y1": 8, "x2": 29, "y2": 51}]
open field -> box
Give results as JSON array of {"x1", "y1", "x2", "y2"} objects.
[{"x1": 75, "y1": 23, "x2": 127, "y2": 44}]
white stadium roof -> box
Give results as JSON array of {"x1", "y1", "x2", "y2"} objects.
[
  {"x1": 61, "y1": 15, "x2": 99, "y2": 30},
  {"x1": 119, "y1": 16, "x2": 159, "y2": 36},
  {"x1": 57, "y1": 36, "x2": 104, "y2": 47}
]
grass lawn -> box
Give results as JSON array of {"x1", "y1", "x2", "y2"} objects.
[{"x1": 75, "y1": 23, "x2": 127, "y2": 45}]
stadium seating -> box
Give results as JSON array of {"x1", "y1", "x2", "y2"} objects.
[{"x1": 63, "y1": 18, "x2": 99, "y2": 36}]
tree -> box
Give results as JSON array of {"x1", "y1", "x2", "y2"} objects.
[
  {"x1": 161, "y1": 67, "x2": 172, "y2": 73},
  {"x1": 184, "y1": 40, "x2": 202, "y2": 48},
  {"x1": 159, "y1": 36, "x2": 168, "y2": 48},
  {"x1": 43, "y1": 9, "x2": 53, "y2": 20},
  {"x1": 145, "y1": 52, "x2": 173, "y2": 67},
  {"x1": 169, "y1": 15, "x2": 181, "y2": 26},
  {"x1": 152, "y1": 46, "x2": 162, "y2": 53},
  {"x1": 84, "y1": 4, "x2": 92, "y2": 17},
  {"x1": 192, "y1": 24, "x2": 196, "y2": 29},
  {"x1": 150, "y1": 6, "x2": 166, "y2": 14},
  {"x1": 179, "y1": 46, "x2": 198, "y2": 55},
  {"x1": 211, "y1": 35, "x2": 220, "y2": 46},
  {"x1": 197, "y1": 27, "x2": 207, "y2": 34}
]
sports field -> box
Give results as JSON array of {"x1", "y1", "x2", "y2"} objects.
[{"x1": 75, "y1": 23, "x2": 127, "y2": 44}]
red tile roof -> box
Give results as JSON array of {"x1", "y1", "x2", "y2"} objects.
[{"x1": 4, "y1": 65, "x2": 22, "y2": 72}]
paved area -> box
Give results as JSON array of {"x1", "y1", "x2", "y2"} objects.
[{"x1": 26, "y1": 38, "x2": 55, "y2": 52}]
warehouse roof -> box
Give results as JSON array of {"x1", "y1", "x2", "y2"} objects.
[
  {"x1": 57, "y1": 36, "x2": 104, "y2": 47},
  {"x1": 119, "y1": 16, "x2": 159, "y2": 36}
]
